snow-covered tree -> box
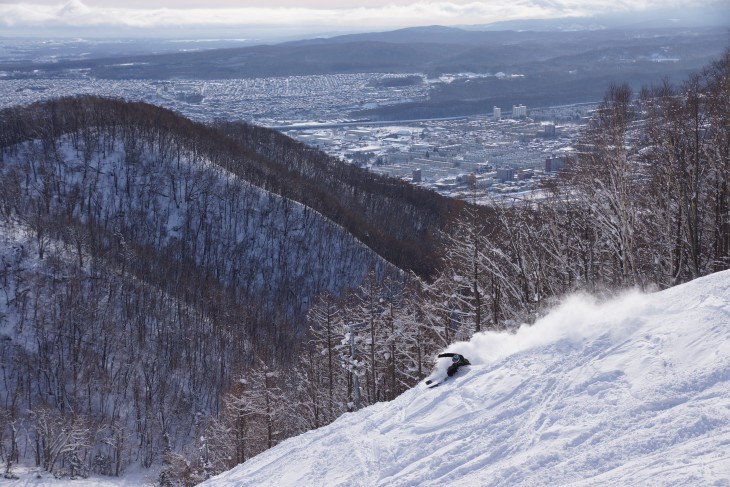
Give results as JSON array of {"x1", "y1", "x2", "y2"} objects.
[
  {"x1": 569, "y1": 84, "x2": 643, "y2": 287},
  {"x1": 443, "y1": 204, "x2": 491, "y2": 333},
  {"x1": 306, "y1": 292, "x2": 345, "y2": 423},
  {"x1": 29, "y1": 408, "x2": 91, "y2": 476}
]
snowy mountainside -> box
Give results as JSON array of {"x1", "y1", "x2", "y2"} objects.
[
  {"x1": 0, "y1": 98, "x2": 398, "y2": 473},
  {"x1": 204, "y1": 271, "x2": 730, "y2": 486},
  {"x1": 0, "y1": 128, "x2": 388, "y2": 319}
]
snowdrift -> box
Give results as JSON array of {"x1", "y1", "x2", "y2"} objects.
[{"x1": 204, "y1": 271, "x2": 730, "y2": 486}]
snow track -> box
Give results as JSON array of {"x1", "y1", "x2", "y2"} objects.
[{"x1": 204, "y1": 271, "x2": 730, "y2": 487}]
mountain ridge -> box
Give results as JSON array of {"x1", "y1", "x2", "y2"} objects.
[{"x1": 0, "y1": 96, "x2": 458, "y2": 475}]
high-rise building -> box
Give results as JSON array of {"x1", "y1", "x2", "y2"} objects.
[
  {"x1": 493, "y1": 106, "x2": 501, "y2": 121},
  {"x1": 496, "y1": 168, "x2": 515, "y2": 182},
  {"x1": 545, "y1": 155, "x2": 568, "y2": 172},
  {"x1": 512, "y1": 104, "x2": 527, "y2": 118}
]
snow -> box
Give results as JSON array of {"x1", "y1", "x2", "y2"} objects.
[
  {"x1": 5, "y1": 465, "x2": 158, "y2": 486},
  {"x1": 202, "y1": 270, "x2": 730, "y2": 487}
]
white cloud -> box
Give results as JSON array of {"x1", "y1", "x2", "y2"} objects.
[
  {"x1": 0, "y1": 0, "x2": 712, "y2": 32},
  {"x1": 57, "y1": 0, "x2": 93, "y2": 16}
]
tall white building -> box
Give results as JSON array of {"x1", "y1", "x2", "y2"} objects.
[
  {"x1": 512, "y1": 104, "x2": 527, "y2": 118},
  {"x1": 493, "y1": 106, "x2": 501, "y2": 121}
]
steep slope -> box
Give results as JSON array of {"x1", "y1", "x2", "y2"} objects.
[
  {"x1": 0, "y1": 98, "x2": 392, "y2": 325},
  {"x1": 0, "y1": 97, "x2": 407, "y2": 473},
  {"x1": 203, "y1": 270, "x2": 730, "y2": 486}
]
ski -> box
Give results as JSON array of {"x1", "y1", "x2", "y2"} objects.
[{"x1": 426, "y1": 377, "x2": 446, "y2": 388}]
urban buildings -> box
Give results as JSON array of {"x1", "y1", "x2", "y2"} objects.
[{"x1": 512, "y1": 104, "x2": 527, "y2": 118}]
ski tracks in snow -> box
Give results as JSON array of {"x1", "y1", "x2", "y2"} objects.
[{"x1": 202, "y1": 271, "x2": 730, "y2": 487}]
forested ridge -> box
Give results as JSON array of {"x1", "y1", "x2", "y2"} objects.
[
  {"x1": 0, "y1": 49, "x2": 727, "y2": 486},
  {"x1": 0, "y1": 96, "x2": 458, "y2": 482},
  {"x1": 211, "y1": 120, "x2": 463, "y2": 278},
  {"x1": 0, "y1": 98, "x2": 462, "y2": 278}
]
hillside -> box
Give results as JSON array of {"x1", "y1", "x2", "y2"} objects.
[
  {"x1": 203, "y1": 270, "x2": 730, "y2": 486},
  {"x1": 0, "y1": 96, "x2": 459, "y2": 476},
  {"x1": 0, "y1": 97, "x2": 459, "y2": 278}
]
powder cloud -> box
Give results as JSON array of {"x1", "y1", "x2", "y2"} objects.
[{"x1": 442, "y1": 290, "x2": 654, "y2": 367}]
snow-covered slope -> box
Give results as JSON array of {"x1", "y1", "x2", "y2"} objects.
[{"x1": 203, "y1": 271, "x2": 730, "y2": 487}]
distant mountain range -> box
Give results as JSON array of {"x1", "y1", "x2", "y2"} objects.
[
  {"x1": 1, "y1": 13, "x2": 727, "y2": 119},
  {"x1": 6, "y1": 24, "x2": 725, "y2": 78},
  {"x1": 473, "y1": 5, "x2": 730, "y2": 31}
]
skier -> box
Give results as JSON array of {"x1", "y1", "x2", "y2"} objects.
[
  {"x1": 439, "y1": 352, "x2": 471, "y2": 377},
  {"x1": 425, "y1": 351, "x2": 471, "y2": 387}
]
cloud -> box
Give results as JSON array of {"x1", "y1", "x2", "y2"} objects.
[
  {"x1": 57, "y1": 0, "x2": 93, "y2": 17},
  {"x1": 0, "y1": 0, "x2": 697, "y2": 31}
]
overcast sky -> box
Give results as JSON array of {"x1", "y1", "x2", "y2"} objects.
[{"x1": 0, "y1": 0, "x2": 722, "y2": 39}]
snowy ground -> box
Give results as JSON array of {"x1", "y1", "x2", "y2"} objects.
[
  {"x1": 4, "y1": 465, "x2": 159, "y2": 486},
  {"x1": 202, "y1": 271, "x2": 730, "y2": 487}
]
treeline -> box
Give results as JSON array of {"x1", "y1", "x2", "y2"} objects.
[
  {"x1": 190, "y1": 50, "x2": 730, "y2": 485},
  {"x1": 424, "y1": 49, "x2": 730, "y2": 330}
]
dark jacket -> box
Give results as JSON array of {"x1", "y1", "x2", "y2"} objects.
[{"x1": 438, "y1": 352, "x2": 471, "y2": 376}]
